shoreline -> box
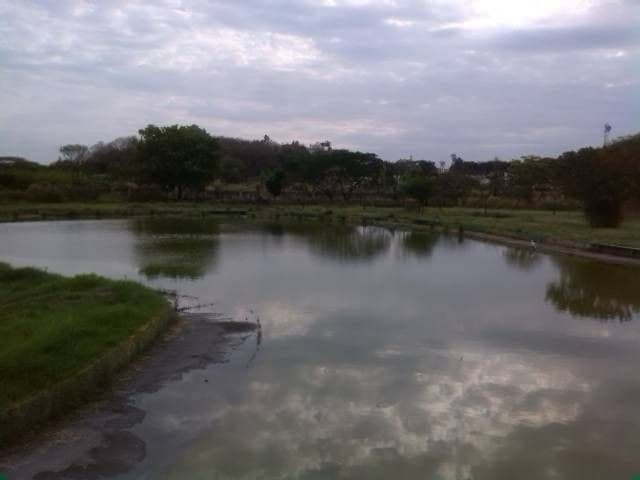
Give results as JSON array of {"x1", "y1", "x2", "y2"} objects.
[
  {"x1": 0, "y1": 308, "x2": 176, "y2": 448},
  {"x1": 1, "y1": 202, "x2": 640, "y2": 267},
  {"x1": 462, "y1": 230, "x2": 640, "y2": 267},
  {"x1": 0, "y1": 265, "x2": 177, "y2": 449},
  {"x1": 0, "y1": 315, "x2": 256, "y2": 478}
]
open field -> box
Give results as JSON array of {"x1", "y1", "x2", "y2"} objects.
[
  {"x1": 0, "y1": 262, "x2": 170, "y2": 413},
  {"x1": 1, "y1": 202, "x2": 639, "y2": 248}
]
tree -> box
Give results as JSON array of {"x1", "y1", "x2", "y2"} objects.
[
  {"x1": 557, "y1": 138, "x2": 639, "y2": 227},
  {"x1": 83, "y1": 137, "x2": 138, "y2": 177},
  {"x1": 264, "y1": 168, "x2": 285, "y2": 198},
  {"x1": 506, "y1": 156, "x2": 553, "y2": 205},
  {"x1": 433, "y1": 172, "x2": 474, "y2": 206},
  {"x1": 59, "y1": 144, "x2": 89, "y2": 163},
  {"x1": 302, "y1": 150, "x2": 383, "y2": 201},
  {"x1": 219, "y1": 155, "x2": 247, "y2": 183},
  {"x1": 279, "y1": 141, "x2": 310, "y2": 180},
  {"x1": 402, "y1": 175, "x2": 434, "y2": 206},
  {"x1": 394, "y1": 159, "x2": 438, "y2": 177},
  {"x1": 216, "y1": 136, "x2": 280, "y2": 179},
  {"x1": 136, "y1": 124, "x2": 219, "y2": 199}
]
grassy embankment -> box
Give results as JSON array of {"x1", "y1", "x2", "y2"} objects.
[
  {"x1": 0, "y1": 262, "x2": 173, "y2": 444},
  {"x1": 262, "y1": 205, "x2": 640, "y2": 248},
  {"x1": 1, "y1": 202, "x2": 639, "y2": 248}
]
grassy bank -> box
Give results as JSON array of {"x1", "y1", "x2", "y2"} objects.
[
  {"x1": 0, "y1": 262, "x2": 172, "y2": 442},
  {"x1": 1, "y1": 201, "x2": 639, "y2": 248},
  {"x1": 263, "y1": 205, "x2": 640, "y2": 248}
]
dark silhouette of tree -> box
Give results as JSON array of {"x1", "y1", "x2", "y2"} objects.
[
  {"x1": 301, "y1": 150, "x2": 383, "y2": 201},
  {"x1": 136, "y1": 124, "x2": 219, "y2": 199},
  {"x1": 394, "y1": 159, "x2": 439, "y2": 177},
  {"x1": 557, "y1": 134, "x2": 640, "y2": 227},
  {"x1": 59, "y1": 144, "x2": 89, "y2": 163},
  {"x1": 81, "y1": 137, "x2": 138, "y2": 177},
  {"x1": 215, "y1": 136, "x2": 280, "y2": 179},
  {"x1": 449, "y1": 156, "x2": 509, "y2": 177},
  {"x1": 402, "y1": 175, "x2": 434, "y2": 206},
  {"x1": 264, "y1": 168, "x2": 285, "y2": 198},
  {"x1": 433, "y1": 172, "x2": 475, "y2": 206}
]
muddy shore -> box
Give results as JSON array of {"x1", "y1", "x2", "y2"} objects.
[{"x1": 0, "y1": 314, "x2": 258, "y2": 479}]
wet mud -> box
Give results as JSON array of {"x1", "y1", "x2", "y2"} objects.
[{"x1": 0, "y1": 313, "x2": 258, "y2": 480}]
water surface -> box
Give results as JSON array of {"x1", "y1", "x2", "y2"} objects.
[{"x1": 1, "y1": 218, "x2": 639, "y2": 480}]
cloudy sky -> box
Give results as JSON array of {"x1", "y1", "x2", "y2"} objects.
[{"x1": 0, "y1": 0, "x2": 638, "y2": 164}]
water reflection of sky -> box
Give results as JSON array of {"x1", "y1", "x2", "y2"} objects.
[{"x1": 1, "y1": 219, "x2": 640, "y2": 479}]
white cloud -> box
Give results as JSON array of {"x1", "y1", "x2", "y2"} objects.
[
  {"x1": 0, "y1": 0, "x2": 638, "y2": 162},
  {"x1": 135, "y1": 28, "x2": 323, "y2": 72},
  {"x1": 469, "y1": 0, "x2": 594, "y2": 28},
  {"x1": 385, "y1": 17, "x2": 415, "y2": 27}
]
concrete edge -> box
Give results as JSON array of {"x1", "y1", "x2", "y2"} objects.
[{"x1": 463, "y1": 231, "x2": 640, "y2": 267}]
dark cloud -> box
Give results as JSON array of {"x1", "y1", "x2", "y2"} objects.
[
  {"x1": 0, "y1": 0, "x2": 638, "y2": 163},
  {"x1": 488, "y1": 24, "x2": 639, "y2": 53}
]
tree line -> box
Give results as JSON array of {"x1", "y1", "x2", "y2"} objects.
[{"x1": 1, "y1": 124, "x2": 639, "y2": 228}]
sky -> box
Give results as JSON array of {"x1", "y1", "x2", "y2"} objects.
[{"x1": 0, "y1": 0, "x2": 638, "y2": 164}]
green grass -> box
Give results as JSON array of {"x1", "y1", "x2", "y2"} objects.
[
  {"x1": 0, "y1": 262, "x2": 169, "y2": 410},
  {"x1": 1, "y1": 201, "x2": 639, "y2": 248}
]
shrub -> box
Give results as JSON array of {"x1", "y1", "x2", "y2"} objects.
[
  {"x1": 24, "y1": 184, "x2": 65, "y2": 203},
  {"x1": 68, "y1": 182, "x2": 101, "y2": 202},
  {"x1": 583, "y1": 192, "x2": 624, "y2": 228},
  {"x1": 264, "y1": 169, "x2": 285, "y2": 198},
  {"x1": 127, "y1": 184, "x2": 164, "y2": 202},
  {"x1": 402, "y1": 175, "x2": 434, "y2": 206}
]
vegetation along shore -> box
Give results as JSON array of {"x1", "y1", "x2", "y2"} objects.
[
  {"x1": 1, "y1": 202, "x2": 640, "y2": 259},
  {"x1": 0, "y1": 262, "x2": 174, "y2": 447},
  {"x1": 1, "y1": 122, "x2": 639, "y2": 251},
  {"x1": 1, "y1": 123, "x2": 639, "y2": 442}
]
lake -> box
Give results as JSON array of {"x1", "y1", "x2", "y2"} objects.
[{"x1": 1, "y1": 218, "x2": 639, "y2": 480}]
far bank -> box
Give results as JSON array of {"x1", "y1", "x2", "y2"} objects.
[{"x1": 1, "y1": 201, "x2": 639, "y2": 255}]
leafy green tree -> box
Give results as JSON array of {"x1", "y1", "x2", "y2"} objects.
[
  {"x1": 264, "y1": 168, "x2": 285, "y2": 198},
  {"x1": 136, "y1": 124, "x2": 219, "y2": 199}
]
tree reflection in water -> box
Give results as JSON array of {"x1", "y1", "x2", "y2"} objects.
[
  {"x1": 400, "y1": 231, "x2": 440, "y2": 259},
  {"x1": 502, "y1": 247, "x2": 542, "y2": 272},
  {"x1": 131, "y1": 217, "x2": 220, "y2": 280},
  {"x1": 261, "y1": 222, "x2": 392, "y2": 263},
  {"x1": 546, "y1": 256, "x2": 640, "y2": 322}
]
